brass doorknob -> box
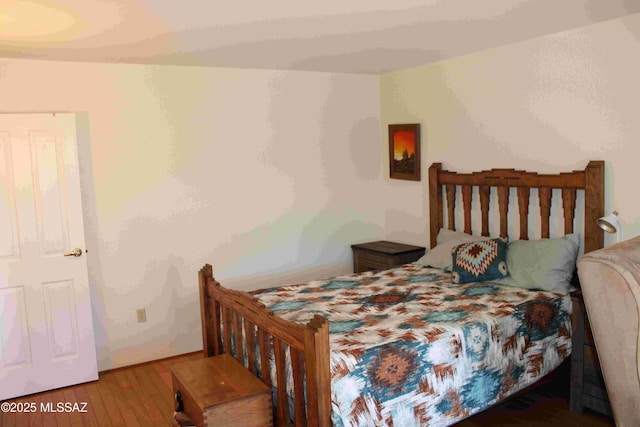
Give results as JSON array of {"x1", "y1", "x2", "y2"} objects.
[{"x1": 64, "y1": 248, "x2": 83, "y2": 257}]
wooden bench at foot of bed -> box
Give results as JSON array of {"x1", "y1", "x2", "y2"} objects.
[{"x1": 199, "y1": 264, "x2": 332, "y2": 427}]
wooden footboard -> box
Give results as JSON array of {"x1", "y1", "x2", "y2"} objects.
[{"x1": 198, "y1": 264, "x2": 332, "y2": 427}]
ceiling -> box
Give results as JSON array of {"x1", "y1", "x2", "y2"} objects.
[{"x1": 1, "y1": 0, "x2": 639, "y2": 74}]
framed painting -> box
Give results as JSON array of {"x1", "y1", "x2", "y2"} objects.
[{"x1": 389, "y1": 123, "x2": 420, "y2": 181}]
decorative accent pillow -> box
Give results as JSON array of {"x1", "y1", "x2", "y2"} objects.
[
  {"x1": 451, "y1": 238, "x2": 509, "y2": 284},
  {"x1": 416, "y1": 229, "x2": 490, "y2": 271},
  {"x1": 490, "y1": 234, "x2": 580, "y2": 294}
]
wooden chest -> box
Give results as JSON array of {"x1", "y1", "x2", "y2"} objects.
[{"x1": 171, "y1": 354, "x2": 273, "y2": 427}]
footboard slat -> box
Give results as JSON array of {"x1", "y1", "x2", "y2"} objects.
[
  {"x1": 274, "y1": 340, "x2": 290, "y2": 423},
  {"x1": 291, "y1": 349, "x2": 307, "y2": 426},
  {"x1": 198, "y1": 264, "x2": 331, "y2": 427},
  {"x1": 222, "y1": 306, "x2": 232, "y2": 354},
  {"x1": 245, "y1": 318, "x2": 257, "y2": 375},
  {"x1": 233, "y1": 311, "x2": 244, "y2": 364},
  {"x1": 258, "y1": 328, "x2": 273, "y2": 387}
]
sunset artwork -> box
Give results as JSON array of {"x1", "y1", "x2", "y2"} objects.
[
  {"x1": 393, "y1": 130, "x2": 416, "y2": 161},
  {"x1": 389, "y1": 124, "x2": 420, "y2": 181}
]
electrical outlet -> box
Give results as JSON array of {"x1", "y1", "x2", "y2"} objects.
[{"x1": 137, "y1": 308, "x2": 147, "y2": 323}]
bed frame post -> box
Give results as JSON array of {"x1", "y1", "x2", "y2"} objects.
[
  {"x1": 429, "y1": 163, "x2": 443, "y2": 249},
  {"x1": 304, "y1": 315, "x2": 331, "y2": 427},
  {"x1": 199, "y1": 264, "x2": 220, "y2": 357},
  {"x1": 584, "y1": 161, "x2": 605, "y2": 253}
]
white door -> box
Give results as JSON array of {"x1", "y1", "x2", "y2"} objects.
[{"x1": 0, "y1": 113, "x2": 98, "y2": 400}]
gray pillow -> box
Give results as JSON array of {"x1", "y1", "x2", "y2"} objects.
[
  {"x1": 416, "y1": 228, "x2": 490, "y2": 270},
  {"x1": 491, "y1": 234, "x2": 580, "y2": 294}
]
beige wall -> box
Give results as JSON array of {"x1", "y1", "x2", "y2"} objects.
[
  {"x1": 0, "y1": 59, "x2": 383, "y2": 370},
  {"x1": 380, "y1": 14, "x2": 640, "y2": 247}
]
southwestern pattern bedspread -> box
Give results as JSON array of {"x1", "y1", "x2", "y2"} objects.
[{"x1": 252, "y1": 263, "x2": 572, "y2": 427}]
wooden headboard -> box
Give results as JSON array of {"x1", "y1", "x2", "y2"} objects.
[{"x1": 428, "y1": 161, "x2": 605, "y2": 254}]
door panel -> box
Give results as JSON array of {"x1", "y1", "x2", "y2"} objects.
[
  {"x1": 43, "y1": 280, "x2": 79, "y2": 360},
  {"x1": 31, "y1": 132, "x2": 69, "y2": 255},
  {"x1": 0, "y1": 286, "x2": 31, "y2": 369},
  {"x1": 0, "y1": 133, "x2": 20, "y2": 259},
  {"x1": 0, "y1": 113, "x2": 97, "y2": 400}
]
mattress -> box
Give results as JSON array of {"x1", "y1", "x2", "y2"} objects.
[{"x1": 252, "y1": 263, "x2": 572, "y2": 426}]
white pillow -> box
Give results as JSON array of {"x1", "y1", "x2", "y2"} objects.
[{"x1": 416, "y1": 228, "x2": 491, "y2": 270}]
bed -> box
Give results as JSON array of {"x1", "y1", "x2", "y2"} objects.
[{"x1": 198, "y1": 161, "x2": 605, "y2": 427}]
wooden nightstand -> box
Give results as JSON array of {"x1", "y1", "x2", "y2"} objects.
[
  {"x1": 171, "y1": 354, "x2": 273, "y2": 427},
  {"x1": 351, "y1": 241, "x2": 425, "y2": 273},
  {"x1": 569, "y1": 290, "x2": 612, "y2": 417}
]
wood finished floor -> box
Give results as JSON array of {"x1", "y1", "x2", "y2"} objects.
[
  {"x1": 1, "y1": 352, "x2": 614, "y2": 427},
  {"x1": 456, "y1": 369, "x2": 614, "y2": 427}
]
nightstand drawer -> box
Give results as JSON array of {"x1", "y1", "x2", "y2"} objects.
[
  {"x1": 584, "y1": 344, "x2": 602, "y2": 373},
  {"x1": 351, "y1": 241, "x2": 426, "y2": 273},
  {"x1": 570, "y1": 290, "x2": 612, "y2": 417},
  {"x1": 585, "y1": 318, "x2": 595, "y2": 346},
  {"x1": 584, "y1": 345, "x2": 608, "y2": 390},
  {"x1": 583, "y1": 382, "x2": 610, "y2": 402},
  {"x1": 355, "y1": 252, "x2": 394, "y2": 272}
]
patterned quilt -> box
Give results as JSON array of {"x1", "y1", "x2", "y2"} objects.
[{"x1": 252, "y1": 263, "x2": 572, "y2": 427}]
